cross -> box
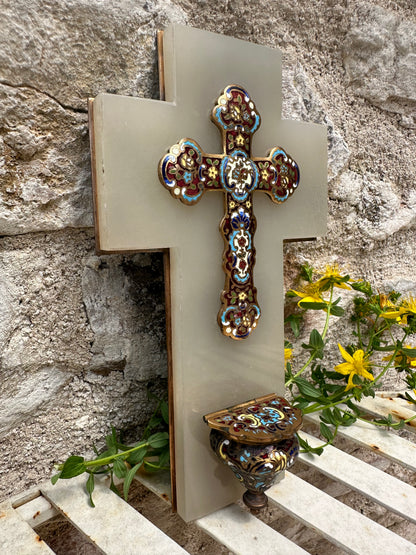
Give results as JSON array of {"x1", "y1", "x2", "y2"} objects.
[
  {"x1": 89, "y1": 24, "x2": 327, "y2": 521},
  {"x1": 159, "y1": 84, "x2": 300, "y2": 340}
]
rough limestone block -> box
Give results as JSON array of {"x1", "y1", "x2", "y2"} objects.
[
  {"x1": 82, "y1": 253, "x2": 167, "y2": 379},
  {"x1": 344, "y1": 3, "x2": 416, "y2": 128},
  {"x1": 0, "y1": 0, "x2": 187, "y2": 110},
  {"x1": 0, "y1": 84, "x2": 93, "y2": 234},
  {"x1": 282, "y1": 59, "x2": 350, "y2": 179}
]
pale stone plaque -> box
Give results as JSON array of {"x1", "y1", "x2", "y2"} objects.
[{"x1": 90, "y1": 24, "x2": 327, "y2": 521}]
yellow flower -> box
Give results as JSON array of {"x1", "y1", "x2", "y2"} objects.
[
  {"x1": 335, "y1": 343, "x2": 374, "y2": 391},
  {"x1": 261, "y1": 169, "x2": 269, "y2": 180},
  {"x1": 208, "y1": 166, "x2": 218, "y2": 179},
  {"x1": 381, "y1": 295, "x2": 416, "y2": 325},
  {"x1": 378, "y1": 294, "x2": 391, "y2": 309},
  {"x1": 284, "y1": 348, "x2": 293, "y2": 362},
  {"x1": 246, "y1": 200, "x2": 251, "y2": 208},
  {"x1": 384, "y1": 345, "x2": 416, "y2": 368},
  {"x1": 289, "y1": 283, "x2": 326, "y2": 307},
  {"x1": 315, "y1": 264, "x2": 350, "y2": 291},
  {"x1": 236, "y1": 133, "x2": 245, "y2": 146},
  {"x1": 229, "y1": 201, "x2": 236, "y2": 209},
  {"x1": 238, "y1": 292, "x2": 247, "y2": 301}
]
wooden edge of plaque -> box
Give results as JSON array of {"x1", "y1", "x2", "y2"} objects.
[
  {"x1": 157, "y1": 30, "x2": 165, "y2": 102},
  {"x1": 283, "y1": 237, "x2": 317, "y2": 243},
  {"x1": 163, "y1": 249, "x2": 177, "y2": 512},
  {"x1": 88, "y1": 97, "x2": 104, "y2": 254},
  {"x1": 158, "y1": 30, "x2": 177, "y2": 511}
]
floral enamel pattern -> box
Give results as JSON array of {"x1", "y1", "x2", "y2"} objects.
[
  {"x1": 203, "y1": 393, "x2": 302, "y2": 444},
  {"x1": 209, "y1": 430, "x2": 299, "y2": 495},
  {"x1": 159, "y1": 85, "x2": 300, "y2": 340}
]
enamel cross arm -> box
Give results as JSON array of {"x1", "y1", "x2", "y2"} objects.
[{"x1": 159, "y1": 85, "x2": 300, "y2": 340}]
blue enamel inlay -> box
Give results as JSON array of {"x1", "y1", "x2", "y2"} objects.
[
  {"x1": 161, "y1": 154, "x2": 176, "y2": 187},
  {"x1": 229, "y1": 229, "x2": 251, "y2": 251},
  {"x1": 183, "y1": 139, "x2": 202, "y2": 161},
  {"x1": 183, "y1": 188, "x2": 203, "y2": 203},
  {"x1": 230, "y1": 207, "x2": 250, "y2": 230},
  {"x1": 183, "y1": 171, "x2": 192, "y2": 183}
]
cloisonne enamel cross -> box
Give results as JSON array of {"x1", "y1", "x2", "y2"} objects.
[
  {"x1": 89, "y1": 24, "x2": 327, "y2": 522},
  {"x1": 159, "y1": 84, "x2": 300, "y2": 340}
]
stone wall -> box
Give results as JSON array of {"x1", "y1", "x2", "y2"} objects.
[{"x1": 0, "y1": 0, "x2": 414, "y2": 509}]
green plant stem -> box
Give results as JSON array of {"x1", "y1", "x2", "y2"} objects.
[
  {"x1": 302, "y1": 395, "x2": 354, "y2": 415},
  {"x1": 285, "y1": 287, "x2": 334, "y2": 388},
  {"x1": 285, "y1": 352, "x2": 315, "y2": 387},
  {"x1": 356, "y1": 319, "x2": 363, "y2": 350},
  {"x1": 371, "y1": 337, "x2": 406, "y2": 387},
  {"x1": 298, "y1": 424, "x2": 339, "y2": 452},
  {"x1": 321, "y1": 285, "x2": 334, "y2": 341},
  {"x1": 356, "y1": 412, "x2": 416, "y2": 427},
  {"x1": 144, "y1": 461, "x2": 170, "y2": 470},
  {"x1": 57, "y1": 442, "x2": 149, "y2": 471}
]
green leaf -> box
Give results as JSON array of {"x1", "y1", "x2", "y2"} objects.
[
  {"x1": 340, "y1": 413, "x2": 356, "y2": 426},
  {"x1": 126, "y1": 445, "x2": 148, "y2": 466},
  {"x1": 158, "y1": 447, "x2": 170, "y2": 468},
  {"x1": 286, "y1": 290, "x2": 298, "y2": 298},
  {"x1": 325, "y1": 371, "x2": 345, "y2": 380},
  {"x1": 300, "y1": 264, "x2": 313, "y2": 282},
  {"x1": 351, "y1": 281, "x2": 373, "y2": 296},
  {"x1": 145, "y1": 415, "x2": 162, "y2": 432},
  {"x1": 329, "y1": 305, "x2": 345, "y2": 317},
  {"x1": 298, "y1": 301, "x2": 328, "y2": 310},
  {"x1": 59, "y1": 456, "x2": 86, "y2": 479},
  {"x1": 297, "y1": 434, "x2": 323, "y2": 455},
  {"x1": 404, "y1": 392, "x2": 416, "y2": 405},
  {"x1": 333, "y1": 407, "x2": 342, "y2": 420},
  {"x1": 51, "y1": 473, "x2": 60, "y2": 485},
  {"x1": 295, "y1": 377, "x2": 322, "y2": 399},
  {"x1": 109, "y1": 472, "x2": 121, "y2": 497},
  {"x1": 285, "y1": 313, "x2": 302, "y2": 338},
  {"x1": 86, "y1": 473, "x2": 95, "y2": 508},
  {"x1": 310, "y1": 329, "x2": 324, "y2": 349},
  {"x1": 148, "y1": 432, "x2": 169, "y2": 449},
  {"x1": 143, "y1": 460, "x2": 164, "y2": 473},
  {"x1": 320, "y1": 421, "x2": 334, "y2": 442},
  {"x1": 372, "y1": 344, "x2": 396, "y2": 352},
  {"x1": 113, "y1": 458, "x2": 127, "y2": 479},
  {"x1": 402, "y1": 347, "x2": 416, "y2": 357},
  {"x1": 294, "y1": 399, "x2": 311, "y2": 411},
  {"x1": 123, "y1": 462, "x2": 143, "y2": 501},
  {"x1": 161, "y1": 401, "x2": 169, "y2": 424},
  {"x1": 321, "y1": 408, "x2": 338, "y2": 426},
  {"x1": 105, "y1": 428, "x2": 118, "y2": 455},
  {"x1": 345, "y1": 400, "x2": 362, "y2": 416}
]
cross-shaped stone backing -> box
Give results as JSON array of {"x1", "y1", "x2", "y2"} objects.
[{"x1": 159, "y1": 85, "x2": 300, "y2": 340}]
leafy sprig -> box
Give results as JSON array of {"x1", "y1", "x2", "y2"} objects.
[
  {"x1": 52, "y1": 395, "x2": 169, "y2": 506},
  {"x1": 285, "y1": 264, "x2": 416, "y2": 454}
]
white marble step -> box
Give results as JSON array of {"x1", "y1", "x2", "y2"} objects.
[
  {"x1": 268, "y1": 471, "x2": 416, "y2": 555},
  {"x1": 0, "y1": 502, "x2": 54, "y2": 554},
  {"x1": 306, "y1": 411, "x2": 416, "y2": 471},
  {"x1": 299, "y1": 430, "x2": 416, "y2": 523},
  {"x1": 40, "y1": 475, "x2": 187, "y2": 555},
  {"x1": 196, "y1": 502, "x2": 309, "y2": 555}
]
